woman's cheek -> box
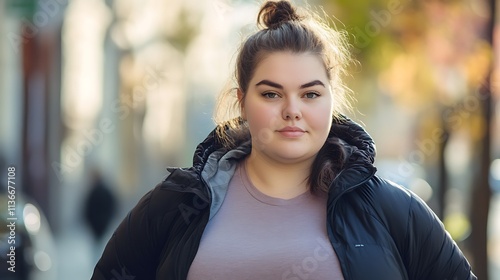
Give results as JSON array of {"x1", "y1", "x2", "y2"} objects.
[{"x1": 247, "y1": 107, "x2": 282, "y2": 144}]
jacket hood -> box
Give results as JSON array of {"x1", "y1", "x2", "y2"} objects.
[
  {"x1": 330, "y1": 115, "x2": 376, "y2": 166},
  {"x1": 327, "y1": 115, "x2": 377, "y2": 198},
  {"x1": 193, "y1": 115, "x2": 376, "y2": 189}
]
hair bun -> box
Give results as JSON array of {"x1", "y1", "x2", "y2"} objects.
[{"x1": 258, "y1": 1, "x2": 301, "y2": 29}]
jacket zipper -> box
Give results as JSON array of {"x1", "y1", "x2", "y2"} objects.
[{"x1": 326, "y1": 168, "x2": 377, "y2": 280}]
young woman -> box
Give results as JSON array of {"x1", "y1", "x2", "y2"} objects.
[{"x1": 91, "y1": 1, "x2": 476, "y2": 279}]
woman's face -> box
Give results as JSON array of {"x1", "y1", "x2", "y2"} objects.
[{"x1": 239, "y1": 51, "x2": 333, "y2": 165}]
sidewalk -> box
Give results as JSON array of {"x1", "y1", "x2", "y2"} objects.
[{"x1": 56, "y1": 223, "x2": 99, "y2": 280}]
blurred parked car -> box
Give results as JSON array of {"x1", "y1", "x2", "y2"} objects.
[{"x1": 0, "y1": 194, "x2": 57, "y2": 280}]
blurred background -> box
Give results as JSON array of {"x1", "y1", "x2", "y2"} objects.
[{"x1": 0, "y1": 0, "x2": 498, "y2": 279}]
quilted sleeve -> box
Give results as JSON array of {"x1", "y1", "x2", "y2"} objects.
[
  {"x1": 90, "y1": 183, "x2": 177, "y2": 280},
  {"x1": 404, "y1": 193, "x2": 477, "y2": 280}
]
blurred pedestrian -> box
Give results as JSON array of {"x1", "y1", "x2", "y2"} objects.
[
  {"x1": 91, "y1": 1, "x2": 476, "y2": 279},
  {"x1": 83, "y1": 169, "x2": 117, "y2": 243}
]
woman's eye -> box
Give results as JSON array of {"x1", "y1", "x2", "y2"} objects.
[
  {"x1": 262, "y1": 92, "x2": 279, "y2": 99},
  {"x1": 304, "y1": 92, "x2": 320, "y2": 99}
]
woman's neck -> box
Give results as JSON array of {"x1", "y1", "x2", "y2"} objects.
[{"x1": 244, "y1": 151, "x2": 314, "y2": 199}]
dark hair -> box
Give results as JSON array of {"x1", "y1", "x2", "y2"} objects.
[{"x1": 214, "y1": 0, "x2": 351, "y2": 193}]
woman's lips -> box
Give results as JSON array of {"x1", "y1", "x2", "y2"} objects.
[{"x1": 277, "y1": 126, "x2": 305, "y2": 138}]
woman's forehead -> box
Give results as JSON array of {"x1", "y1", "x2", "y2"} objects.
[{"x1": 250, "y1": 52, "x2": 329, "y2": 86}]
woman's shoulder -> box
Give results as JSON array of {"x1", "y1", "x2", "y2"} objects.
[
  {"x1": 357, "y1": 174, "x2": 442, "y2": 232},
  {"x1": 131, "y1": 168, "x2": 208, "y2": 222},
  {"x1": 355, "y1": 175, "x2": 435, "y2": 225},
  {"x1": 363, "y1": 175, "x2": 414, "y2": 204},
  {"x1": 366, "y1": 175, "x2": 434, "y2": 213}
]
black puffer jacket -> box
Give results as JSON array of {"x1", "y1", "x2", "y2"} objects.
[{"x1": 91, "y1": 117, "x2": 476, "y2": 280}]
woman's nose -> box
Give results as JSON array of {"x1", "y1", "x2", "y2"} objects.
[{"x1": 282, "y1": 98, "x2": 302, "y2": 120}]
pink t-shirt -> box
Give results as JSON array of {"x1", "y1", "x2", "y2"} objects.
[{"x1": 187, "y1": 163, "x2": 344, "y2": 280}]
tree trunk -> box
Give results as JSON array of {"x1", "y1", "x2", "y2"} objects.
[{"x1": 469, "y1": 0, "x2": 495, "y2": 278}]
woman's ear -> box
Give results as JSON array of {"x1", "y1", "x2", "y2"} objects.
[{"x1": 237, "y1": 88, "x2": 246, "y2": 120}]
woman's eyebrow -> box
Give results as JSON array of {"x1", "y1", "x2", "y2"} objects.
[
  {"x1": 255, "y1": 80, "x2": 283, "y2": 89},
  {"x1": 255, "y1": 79, "x2": 325, "y2": 89},
  {"x1": 300, "y1": 80, "x2": 325, "y2": 88}
]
